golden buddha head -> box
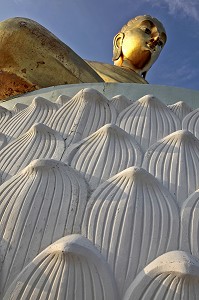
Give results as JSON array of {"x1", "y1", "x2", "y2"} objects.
[{"x1": 112, "y1": 15, "x2": 167, "y2": 78}]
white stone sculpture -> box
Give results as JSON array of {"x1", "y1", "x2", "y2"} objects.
[
  {"x1": 0, "y1": 87, "x2": 199, "y2": 299},
  {"x1": 0, "y1": 106, "x2": 12, "y2": 128},
  {"x1": 0, "y1": 132, "x2": 7, "y2": 150},
  {"x1": 123, "y1": 251, "x2": 199, "y2": 300},
  {"x1": 0, "y1": 123, "x2": 65, "y2": 182},
  {"x1": 3, "y1": 235, "x2": 119, "y2": 300},
  {"x1": 11, "y1": 102, "x2": 28, "y2": 115},
  {"x1": 182, "y1": 107, "x2": 199, "y2": 139},
  {"x1": 110, "y1": 94, "x2": 132, "y2": 113},
  {"x1": 62, "y1": 124, "x2": 143, "y2": 190},
  {"x1": 143, "y1": 130, "x2": 199, "y2": 206},
  {"x1": 49, "y1": 88, "x2": 117, "y2": 147},
  {"x1": 0, "y1": 159, "x2": 89, "y2": 295},
  {"x1": 0, "y1": 96, "x2": 58, "y2": 142},
  {"x1": 82, "y1": 166, "x2": 179, "y2": 296},
  {"x1": 180, "y1": 188, "x2": 199, "y2": 257},
  {"x1": 55, "y1": 94, "x2": 71, "y2": 107},
  {"x1": 116, "y1": 94, "x2": 181, "y2": 151},
  {"x1": 168, "y1": 100, "x2": 192, "y2": 120}
]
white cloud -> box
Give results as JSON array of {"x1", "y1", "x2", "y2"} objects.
[
  {"x1": 145, "y1": 0, "x2": 199, "y2": 21},
  {"x1": 162, "y1": 61, "x2": 198, "y2": 85}
]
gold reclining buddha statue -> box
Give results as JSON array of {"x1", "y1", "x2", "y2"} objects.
[{"x1": 0, "y1": 15, "x2": 166, "y2": 100}]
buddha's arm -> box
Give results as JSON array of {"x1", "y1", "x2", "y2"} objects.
[
  {"x1": 0, "y1": 17, "x2": 103, "y2": 100},
  {"x1": 86, "y1": 60, "x2": 148, "y2": 84}
]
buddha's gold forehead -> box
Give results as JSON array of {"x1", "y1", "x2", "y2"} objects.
[{"x1": 120, "y1": 15, "x2": 167, "y2": 39}]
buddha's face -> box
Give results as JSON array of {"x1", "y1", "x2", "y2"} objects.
[{"x1": 113, "y1": 16, "x2": 167, "y2": 76}]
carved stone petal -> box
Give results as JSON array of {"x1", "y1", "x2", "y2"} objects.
[
  {"x1": 0, "y1": 132, "x2": 7, "y2": 150},
  {"x1": 11, "y1": 102, "x2": 28, "y2": 115},
  {"x1": 116, "y1": 94, "x2": 181, "y2": 151},
  {"x1": 50, "y1": 88, "x2": 117, "y2": 146},
  {"x1": 0, "y1": 159, "x2": 89, "y2": 296},
  {"x1": 180, "y1": 189, "x2": 199, "y2": 257},
  {"x1": 0, "y1": 123, "x2": 65, "y2": 182},
  {"x1": 3, "y1": 235, "x2": 119, "y2": 300},
  {"x1": 63, "y1": 124, "x2": 143, "y2": 191},
  {"x1": 55, "y1": 94, "x2": 71, "y2": 107},
  {"x1": 168, "y1": 100, "x2": 192, "y2": 121},
  {"x1": 110, "y1": 94, "x2": 132, "y2": 113},
  {"x1": 0, "y1": 97, "x2": 58, "y2": 142},
  {"x1": 123, "y1": 251, "x2": 199, "y2": 300},
  {"x1": 182, "y1": 108, "x2": 199, "y2": 139},
  {"x1": 0, "y1": 106, "x2": 12, "y2": 129},
  {"x1": 143, "y1": 130, "x2": 199, "y2": 207},
  {"x1": 82, "y1": 166, "x2": 179, "y2": 296}
]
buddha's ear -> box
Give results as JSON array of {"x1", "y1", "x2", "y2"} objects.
[{"x1": 112, "y1": 32, "x2": 124, "y2": 61}]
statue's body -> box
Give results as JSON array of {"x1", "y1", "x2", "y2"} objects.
[{"x1": 0, "y1": 15, "x2": 166, "y2": 100}]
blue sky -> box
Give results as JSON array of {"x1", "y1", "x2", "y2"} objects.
[{"x1": 1, "y1": 0, "x2": 199, "y2": 90}]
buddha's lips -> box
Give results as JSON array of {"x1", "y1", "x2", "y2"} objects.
[{"x1": 146, "y1": 42, "x2": 158, "y2": 51}]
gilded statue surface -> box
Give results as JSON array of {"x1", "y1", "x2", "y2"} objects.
[{"x1": 0, "y1": 15, "x2": 166, "y2": 100}]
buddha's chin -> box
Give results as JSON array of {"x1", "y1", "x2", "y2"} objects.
[{"x1": 133, "y1": 50, "x2": 151, "y2": 70}]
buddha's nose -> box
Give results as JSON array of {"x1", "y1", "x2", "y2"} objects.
[
  {"x1": 150, "y1": 35, "x2": 160, "y2": 46},
  {"x1": 151, "y1": 34, "x2": 160, "y2": 42}
]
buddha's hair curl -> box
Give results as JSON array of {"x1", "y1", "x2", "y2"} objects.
[{"x1": 119, "y1": 15, "x2": 166, "y2": 35}]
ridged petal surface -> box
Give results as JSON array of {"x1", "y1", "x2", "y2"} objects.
[
  {"x1": 0, "y1": 133, "x2": 7, "y2": 150},
  {"x1": 3, "y1": 235, "x2": 119, "y2": 300},
  {"x1": 50, "y1": 88, "x2": 117, "y2": 146},
  {"x1": 123, "y1": 251, "x2": 199, "y2": 300},
  {"x1": 63, "y1": 124, "x2": 143, "y2": 190},
  {"x1": 56, "y1": 94, "x2": 71, "y2": 107},
  {"x1": 0, "y1": 159, "x2": 89, "y2": 295},
  {"x1": 0, "y1": 107, "x2": 12, "y2": 129},
  {"x1": 168, "y1": 101, "x2": 192, "y2": 121},
  {"x1": 0, "y1": 123, "x2": 65, "y2": 182},
  {"x1": 0, "y1": 97, "x2": 58, "y2": 142},
  {"x1": 182, "y1": 108, "x2": 199, "y2": 139},
  {"x1": 143, "y1": 130, "x2": 199, "y2": 207},
  {"x1": 82, "y1": 166, "x2": 179, "y2": 296},
  {"x1": 110, "y1": 95, "x2": 132, "y2": 113},
  {"x1": 180, "y1": 189, "x2": 199, "y2": 257},
  {"x1": 11, "y1": 103, "x2": 28, "y2": 115},
  {"x1": 0, "y1": 87, "x2": 198, "y2": 299},
  {"x1": 117, "y1": 94, "x2": 181, "y2": 151}
]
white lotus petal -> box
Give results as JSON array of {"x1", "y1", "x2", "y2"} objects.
[
  {"x1": 143, "y1": 130, "x2": 199, "y2": 207},
  {"x1": 3, "y1": 235, "x2": 119, "y2": 300},
  {"x1": 0, "y1": 96, "x2": 58, "y2": 142},
  {"x1": 123, "y1": 251, "x2": 199, "y2": 300},
  {"x1": 50, "y1": 88, "x2": 117, "y2": 146},
  {"x1": 56, "y1": 94, "x2": 71, "y2": 107},
  {"x1": 0, "y1": 123, "x2": 65, "y2": 182},
  {"x1": 168, "y1": 101, "x2": 192, "y2": 121},
  {"x1": 181, "y1": 189, "x2": 199, "y2": 257},
  {"x1": 82, "y1": 166, "x2": 179, "y2": 296},
  {"x1": 0, "y1": 159, "x2": 89, "y2": 295},
  {"x1": 11, "y1": 103, "x2": 28, "y2": 115},
  {"x1": 117, "y1": 94, "x2": 181, "y2": 151},
  {"x1": 110, "y1": 94, "x2": 132, "y2": 113},
  {"x1": 0, "y1": 133, "x2": 7, "y2": 150},
  {"x1": 0, "y1": 86, "x2": 198, "y2": 300},
  {"x1": 63, "y1": 124, "x2": 143, "y2": 190},
  {"x1": 182, "y1": 108, "x2": 199, "y2": 139},
  {"x1": 0, "y1": 106, "x2": 12, "y2": 129}
]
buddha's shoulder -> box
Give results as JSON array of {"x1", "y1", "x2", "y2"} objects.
[{"x1": 86, "y1": 60, "x2": 148, "y2": 84}]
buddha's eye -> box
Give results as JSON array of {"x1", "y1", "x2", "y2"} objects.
[
  {"x1": 144, "y1": 28, "x2": 151, "y2": 35},
  {"x1": 158, "y1": 40, "x2": 163, "y2": 48}
]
